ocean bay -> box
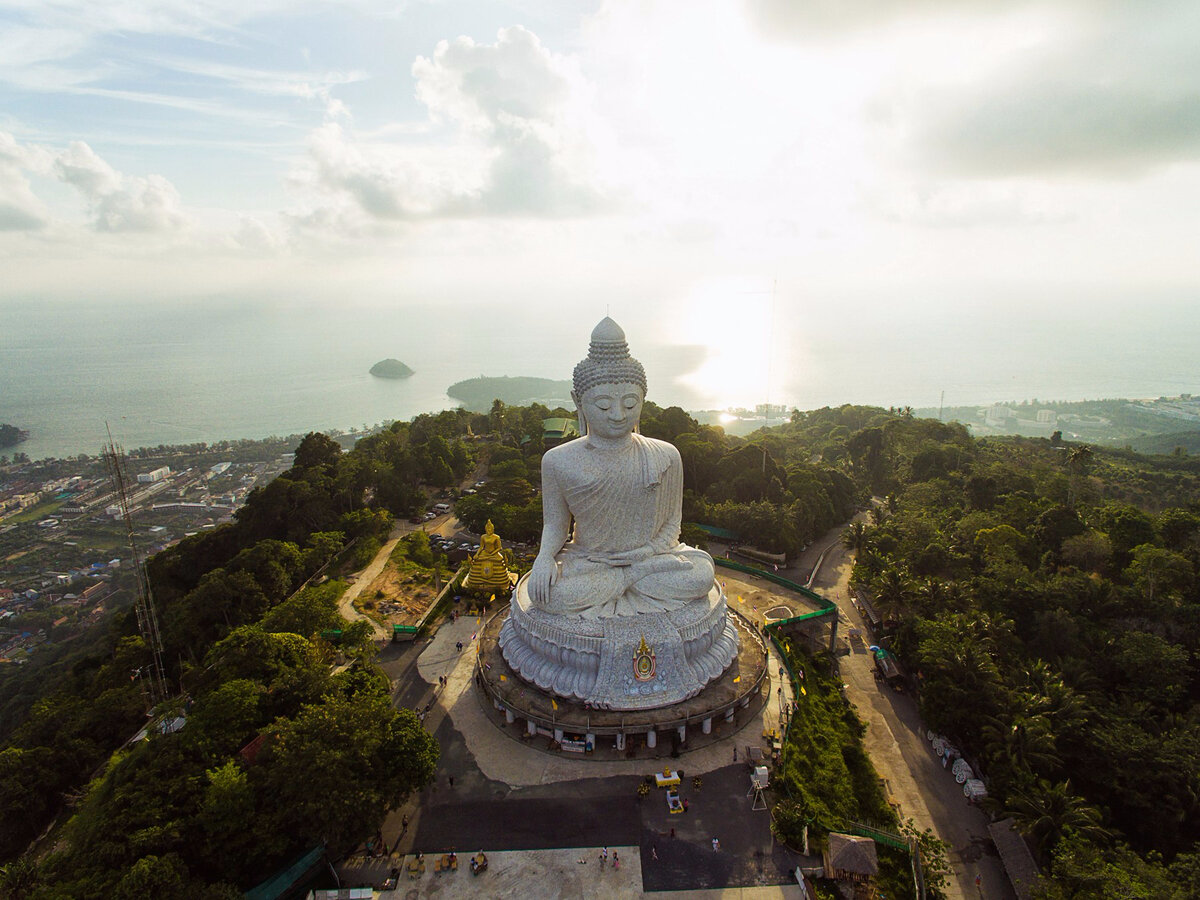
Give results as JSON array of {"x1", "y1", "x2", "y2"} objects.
[{"x1": 3, "y1": 296, "x2": 1199, "y2": 461}]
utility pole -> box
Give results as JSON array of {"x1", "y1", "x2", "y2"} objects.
[{"x1": 102, "y1": 424, "x2": 168, "y2": 709}]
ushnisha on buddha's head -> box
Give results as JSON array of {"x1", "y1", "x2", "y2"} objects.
[{"x1": 571, "y1": 317, "x2": 647, "y2": 441}]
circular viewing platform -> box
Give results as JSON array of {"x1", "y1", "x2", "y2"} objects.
[{"x1": 476, "y1": 604, "x2": 769, "y2": 754}]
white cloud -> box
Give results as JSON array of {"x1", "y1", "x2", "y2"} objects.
[
  {"x1": 880, "y1": 1, "x2": 1200, "y2": 176},
  {"x1": 292, "y1": 25, "x2": 605, "y2": 229},
  {"x1": 0, "y1": 133, "x2": 189, "y2": 234},
  {"x1": 232, "y1": 214, "x2": 286, "y2": 252},
  {"x1": 54, "y1": 140, "x2": 187, "y2": 232},
  {"x1": 871, "y1": 180, "x2": 1073, "y2": 228},
  {"x1": 297, "y1": 120, "x2": 485, "y2": 223},
  {"x1": 0, "y1": 132, "x2": 49, "y2": 230}
]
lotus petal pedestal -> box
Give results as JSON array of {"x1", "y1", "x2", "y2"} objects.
[{"x1": 498, "y1": 574, "x2": 739, "y2": 710}]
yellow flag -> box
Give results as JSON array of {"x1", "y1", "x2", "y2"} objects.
[
  {"x1": 552, "y1": 699, "x2": 558, "y2": 710},
  {"x1": 499, "y1": 675, "x2": 507, "y2": 681},
  {"x1": 490, "y1": 594, "x2": 495, "y2": 603},
  {"x1": 733, "y1": 675, "x2": 741, "y2": 683},
  {"x1": 800, "y1": 685, "x2": 806, "y2": 696},
  {"x1": 476, "y1": 617, "x2": 481, "y2": 625},
  {"x1": 737, "y1": 595, "x2": 744, "y2": 603}
]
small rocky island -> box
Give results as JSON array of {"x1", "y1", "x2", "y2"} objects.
[
  {"x1": 369, "y1": 359, "x2": 414, "y2": 379},
  {"x1": 0, "y1": 423, "x2": 28, "y2": 449}
]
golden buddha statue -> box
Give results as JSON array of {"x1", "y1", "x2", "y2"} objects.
[{"x1": 464, "y1": 519, "x2": 513, "y2": 595}]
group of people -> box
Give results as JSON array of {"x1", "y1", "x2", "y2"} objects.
[{"x1": 579, "y1": 847, "x2": 621, "y2": 870}]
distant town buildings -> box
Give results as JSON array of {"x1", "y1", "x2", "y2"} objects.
[{"x1": 1131, "y1": 395, "x2": 1200, "y2": 422}]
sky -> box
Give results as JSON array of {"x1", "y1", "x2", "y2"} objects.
[{"x1": 2, "y1": 0, "x2": 1199, "y2": 406}]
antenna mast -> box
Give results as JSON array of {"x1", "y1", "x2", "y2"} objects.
[{"x1": 102, "y1": 424, "x2": 168, "y2": 708}]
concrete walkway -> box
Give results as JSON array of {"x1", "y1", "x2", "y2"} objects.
[
  {"x1": 376, "y1": 846, "x2": 803, "y2": 899},
  {"x1": 407, "y1": 607, "x2": 788, "y2": 788},
  {"x1": 363, "y1": 606, "x2": 809, "y2": 898}
]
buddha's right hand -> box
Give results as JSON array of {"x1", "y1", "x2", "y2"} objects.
[{"x1": 528, "y1": 554, "x2": 559, "y2": 605}]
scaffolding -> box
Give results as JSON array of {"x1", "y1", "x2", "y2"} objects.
[
  {"x1": 102, "y1": 425, "x2": 168, "y2": 708},
  {"x1": 748, "y1": 765, "x2": 769, "y2": 810}
]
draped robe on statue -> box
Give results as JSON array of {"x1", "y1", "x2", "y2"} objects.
[{"x1": 539, "y1": 433, "x2": 715, "y2": 618}]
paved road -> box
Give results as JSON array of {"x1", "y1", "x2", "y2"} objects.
[{"x1": 810, "y1": 535, "x2": 1013, "y2": 900}]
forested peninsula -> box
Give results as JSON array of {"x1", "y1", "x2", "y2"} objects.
[
  {"x1": 446, "y1": 375, "x2": 572, "y2": 412},
  {"x1": 3, "y1": 400, "x2": 1200, "y2": 894}
]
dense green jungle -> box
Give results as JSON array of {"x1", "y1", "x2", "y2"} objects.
[{"x1": 1, "y1": 400, "x2": 1199, "y2": 897}]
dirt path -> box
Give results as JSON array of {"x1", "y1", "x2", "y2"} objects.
[
  {"x1": 338, "y1": 527, "x2": 406, "y2": 640},
  {"x1": 808, "y1": 535, "x2": 1012, "y2": 900},
  {"x1": 339, "y1": 462, "x2": 488, "y2": 640}
]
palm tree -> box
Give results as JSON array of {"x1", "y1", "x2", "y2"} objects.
[
  {"x1": 873, "y1": 568, "x2": 912, "y2": 623},
  {"x1": 842, "y1": 521, "x2": 869, "y2": 554},
  {"x1": 914, "y1": 577, "x2": 945, "y2": 615},
  {"x1": 1022, "y1": 662, "x2": 1092, "y2": 732},
  {"x1": 982, "y1": 714, "x2": 1062, "y2": 776},
  {"x1": 1005, "y1": 779, "x2": 1111, "y2": 863}
]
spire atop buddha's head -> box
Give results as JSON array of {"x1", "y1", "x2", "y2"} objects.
[{"x1": 573, "y1": 317, "x2": 647, "y2": 399}]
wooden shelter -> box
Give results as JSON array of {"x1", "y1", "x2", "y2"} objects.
[{"x1": 823, "y1": 832, "x2": 878, "y2": 882}]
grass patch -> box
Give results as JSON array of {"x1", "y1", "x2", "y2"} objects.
[
  {"x1": 4, "y1": 499, "x2": 65, "y2": 525},
  {"x1": 771, "y1": 645, "x2": 896, "y2": 835}
]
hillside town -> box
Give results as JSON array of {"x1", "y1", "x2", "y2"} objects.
[{"x1": 0, "y1": 442, "x2": 299, "y2": 663}]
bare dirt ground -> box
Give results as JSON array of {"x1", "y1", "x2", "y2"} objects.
[{"x1": 357, "y1": 549, "x2": 440, "y2": 627}]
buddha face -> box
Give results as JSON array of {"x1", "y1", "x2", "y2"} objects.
[{"x1": 578, "y1": 382, "x2": 644, "y2": 440}]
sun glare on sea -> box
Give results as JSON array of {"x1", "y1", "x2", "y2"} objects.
[{"x1": 674, "y1": 279, "x2": 778, "y2": 410}]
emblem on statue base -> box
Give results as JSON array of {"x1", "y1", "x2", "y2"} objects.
[{"x1": 633, "y1": 635, "x2": 656, "y2": 681}]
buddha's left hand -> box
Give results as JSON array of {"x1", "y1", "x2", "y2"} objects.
[{"x1": 590, "y1": 546, "x2": 654, "y2": 566}]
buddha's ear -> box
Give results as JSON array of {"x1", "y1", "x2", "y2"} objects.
[{"x1": 571, "y1": 391, "x2": 587, "y2": 436}]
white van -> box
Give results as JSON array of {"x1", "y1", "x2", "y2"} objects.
[{"x1": 433, "y1": 503, "x2": 451, "y2": 514}]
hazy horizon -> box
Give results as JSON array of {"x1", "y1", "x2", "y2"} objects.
[{"x1": 3, "y1": 294, "x2": 1197, "y2": 461}]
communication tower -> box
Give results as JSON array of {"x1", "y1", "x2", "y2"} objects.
[{"x1": 102, "y1": 425, "x2": 169, "y2": 707}]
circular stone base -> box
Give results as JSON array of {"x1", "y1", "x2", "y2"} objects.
[{"x1": 477, "y1": 606, "x2": 769, "y2": 748}]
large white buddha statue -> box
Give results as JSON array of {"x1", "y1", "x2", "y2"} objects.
[
  {"x1": 528, "y1": 317, "x2": 715, "y2": 618},
  {"x1": 499, "y1": 317, "x2": 739, "y2": 709}
]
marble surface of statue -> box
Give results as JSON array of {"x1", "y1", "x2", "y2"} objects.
[
  {"x1": 498, "y1": 317, "x2": 739, "y2": 708},
  {"x1": 527, "y1": 320, "x2": 714, "y2": 617}
]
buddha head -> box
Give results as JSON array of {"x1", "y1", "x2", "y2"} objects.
[{"x1": 572, "y1": 317, "x2": 647, "y2": 439}]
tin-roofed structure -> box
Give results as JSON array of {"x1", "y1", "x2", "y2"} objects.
[{"x1": 988, "y1": 818, "x2": 1041, "y2": 900}]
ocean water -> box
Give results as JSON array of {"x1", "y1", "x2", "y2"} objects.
[{"x1": 2, "y1": 294, "x2": 1198, "y2": 461}]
